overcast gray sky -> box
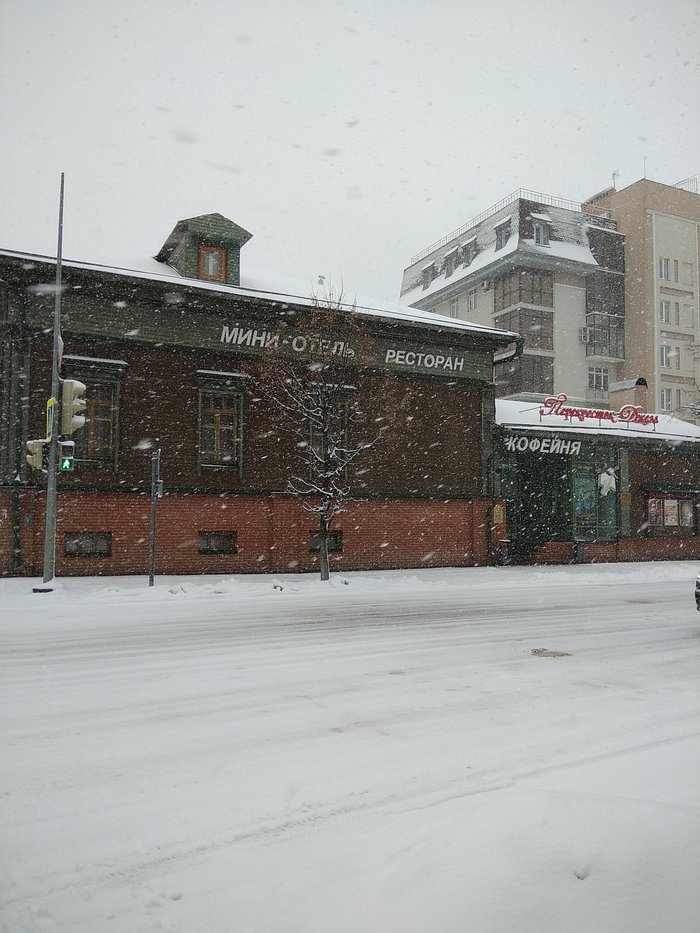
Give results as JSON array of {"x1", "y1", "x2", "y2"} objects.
[{"x1": 1, "y1": 0, "x2": 699, "y2": 302}]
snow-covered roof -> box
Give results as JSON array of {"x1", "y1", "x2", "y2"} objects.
[
  {"x1": 401, "y1": 234, "x2": 520, "y2": 303},
  {"x1": 496, "y1": 398, "x2": 700, "y2": 444},
  {"x1": 400, "y1": 198, "x2": 622, "y2": 304},
  {"x1": 0, "y1": 249, "x2": 518, "y2": 343},
  {"x1": 520, "y1": 239, "x2": 598, "y2": 265}
]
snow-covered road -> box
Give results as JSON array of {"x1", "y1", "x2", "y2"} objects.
[{"x1": 1, "y1": 563, "x2": 699, "y2": 932}]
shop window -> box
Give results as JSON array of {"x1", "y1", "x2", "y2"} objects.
[
  {"x1": 198, "y1": 531, "x2": 238, "y2": 554},
  {"x1": 658, "y1": 257, "x2": 670, "y2": 280},
  {"x1": 199, "y1": 390, "x2": 243, "y2": 470},
  {"x1": 680, "y1": 500, "x2": 696, "y2": 527},
  {"x1": 64, "y1": 532, "x2": 112, "y2": 557},
  {"x1": 647, "y1": 496, "x2": 698, "y2": 530},
  {"x1": 572, "y1": 449, "x2": 619, "y2": 543},
  {"x1": 648, "y1": 497, "x2": 697, "y2": 530},
  {"x1": 309, "y1": 531, "x2": 342, "y2": 552},
  {"x1": 198, "y1": 245, "x2": 227, "y2": 282}
]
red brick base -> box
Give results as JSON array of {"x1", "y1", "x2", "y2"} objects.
[
  {"x1": 529, "y1": 537, "x2": 700, "y2": 564},
  {"x1": 4, "y1": 490, "x2": 697, "y2": 577},
  {"x1": 0, "y1": 490, "x2": 503, "y2": 577}
]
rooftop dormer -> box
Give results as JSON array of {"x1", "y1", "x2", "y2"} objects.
[{"x1": 154, "y1": 212, "x2": 253, "y2": 285}]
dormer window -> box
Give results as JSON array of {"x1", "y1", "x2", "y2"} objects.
[
  {"x1": 156, "y1": 213, "x2": 252, "y2": 286},
  {"x1": 462, "y1": 237, "x2": 477, "y2": 267},
  {"x1": 198, "y1": 245, "x2": 227, "y2": 281},
  {"x1": 533, "y1": 222, "x2": 550, "y2": 246},
  {"x1": 444, "y1": 249, "x2": 459, "y2": 278},
  {"x1": 494, "y1": 220, "x2": 511, "y2": 251}
]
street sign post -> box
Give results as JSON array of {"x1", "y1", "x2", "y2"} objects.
[{"x1": 46, "y1": 397, "x2": 56, "y2": 442}]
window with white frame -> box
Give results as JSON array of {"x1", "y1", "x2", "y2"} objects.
[
  {"x1": 660, "y1": 388, "x2": 672, "y2": 411},
  {"x1": 533, "y1": 222, "x2": 550, "y2": 246},
  {"x1": 588, "y1": 367, "x2": 609, "y2": 392},
  {"x1": 658, "y1": 257, "x2": 670, "y2": 280},
  {"x1": 198, "y1": 245, "x2": 227, "y2": 282},
  {"x1": 659, "y1": 300, "x2": 671, "y2": 323},
  {"x1": 660, "y1": 344, "x2": 672, "y2": 368},
  {"x1": 449, "y1": 297, "x2": 459, "y2": 318},
  {"x1": 467, "y1": 288, "x2": 477, "y2": 312}
]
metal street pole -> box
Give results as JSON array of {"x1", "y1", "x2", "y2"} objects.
[
  {"x1": 148, "y1": 448, "x2": 161, "y2": 587},
  {"x1": 34, "y1": 173, "x2": 64, "y2": 593}
]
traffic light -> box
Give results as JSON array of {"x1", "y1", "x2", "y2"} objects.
[
  {"x1": 26, "y1": 439, "x2": 45, "y2": 470},
  {"x1": 58, "y1": 440, "x2": 75, "y2": 472},
  {"x1": 61, "y1": 379, "x2": 87, "y2": 436}
]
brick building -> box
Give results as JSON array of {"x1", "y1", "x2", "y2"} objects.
[{"x1": 0, "y1": 214, "x2": 521, "y2": 577}]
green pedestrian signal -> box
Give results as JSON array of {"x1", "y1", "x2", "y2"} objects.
[{"x1": 58, "y1": 440, "x2": 75, "y2": 472}]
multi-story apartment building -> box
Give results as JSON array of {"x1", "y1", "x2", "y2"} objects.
[
  {"x1": 401, "y1": 177, "x2": 700, "y2": 422},
  {"x1": 399, "y1": 190, "x2": 626, "y2": 405},
  {"x1": 582, "y1": 176, "x2": 700, "y2": 421}
]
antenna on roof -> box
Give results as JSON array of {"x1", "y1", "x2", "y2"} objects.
[{"x1": 612, "y1": 169, "x2": 619, "y2": 189}]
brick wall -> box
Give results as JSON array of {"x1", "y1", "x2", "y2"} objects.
[{"x1": 2, "y1": 491, "x2": 503, "y2": 577}]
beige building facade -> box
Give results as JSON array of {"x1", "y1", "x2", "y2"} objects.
[{"x1": 583, "y1": 177, "x2": 700, "y2": 422}]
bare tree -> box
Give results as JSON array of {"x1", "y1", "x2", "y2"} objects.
[{"x1": 254, "y1": 292, "x2": 397, "y2": 580}]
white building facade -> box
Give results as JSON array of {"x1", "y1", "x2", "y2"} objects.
[{"x1": 400, "y1": 190, "x2": 626, "y2": 407}]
